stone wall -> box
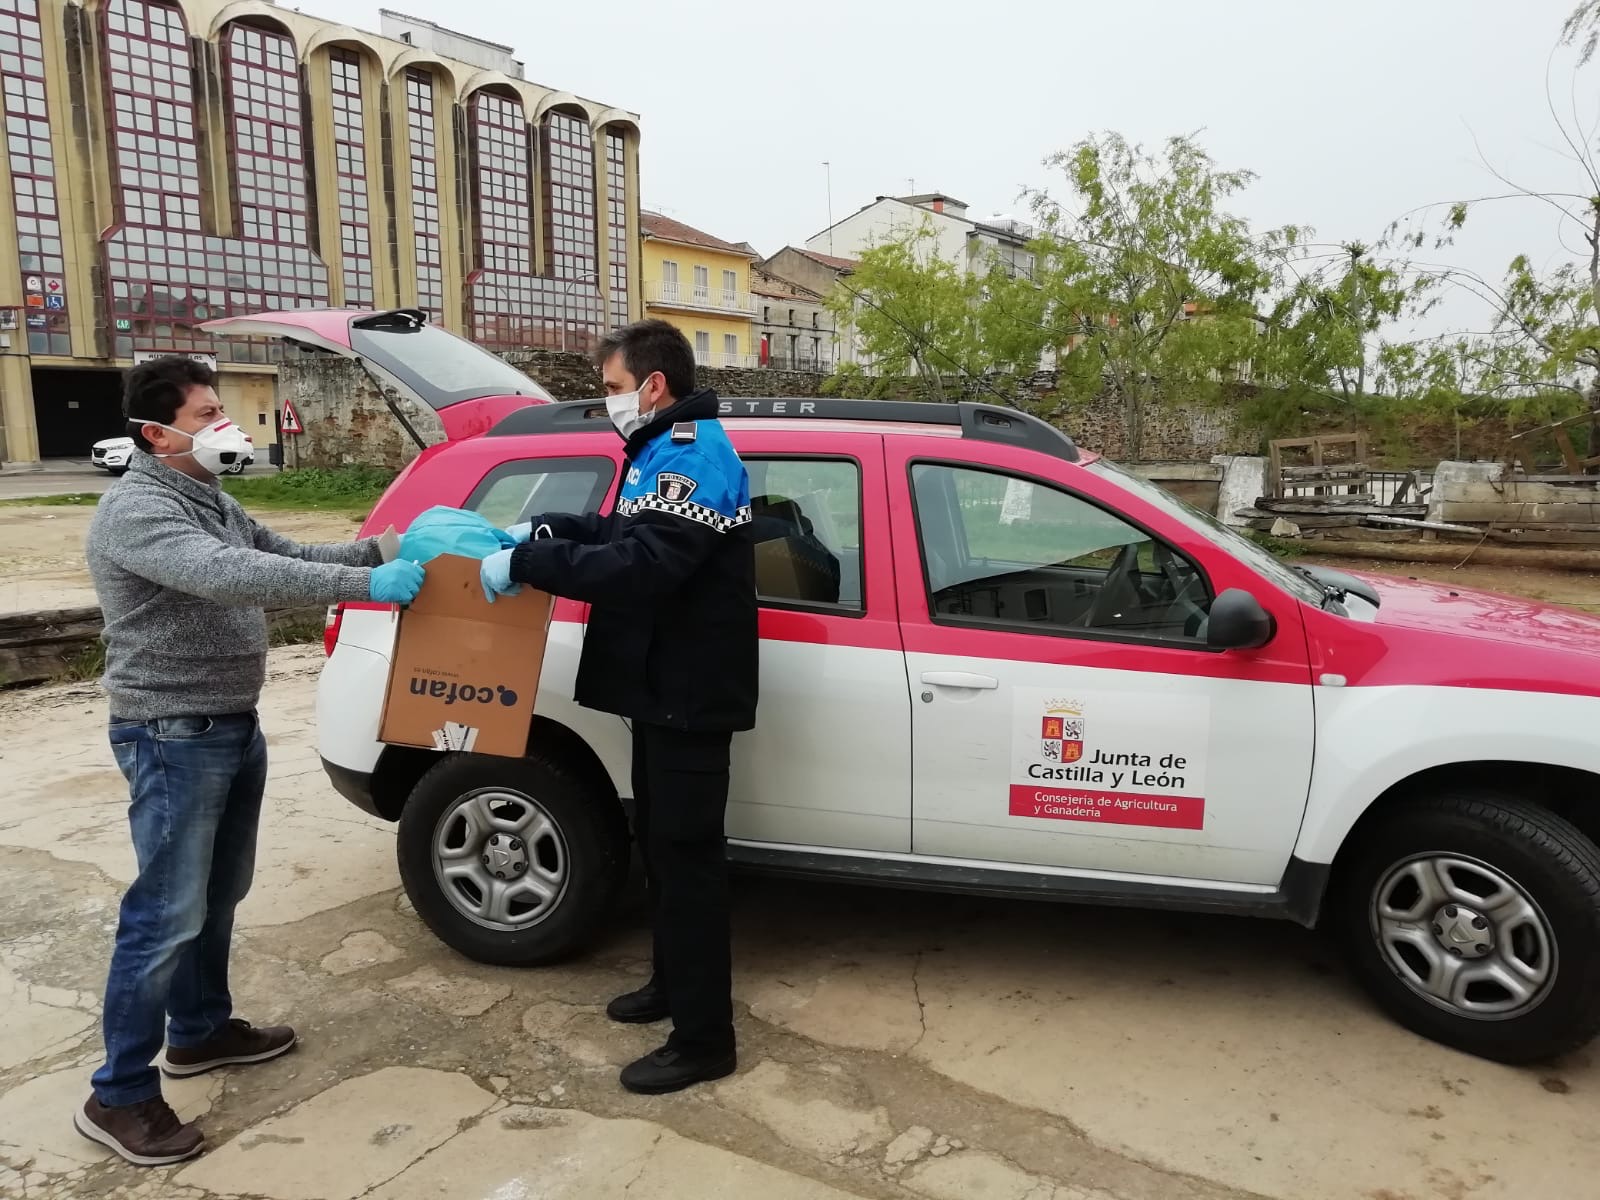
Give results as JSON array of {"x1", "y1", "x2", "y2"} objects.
[{"x1": 275, "y1": 349, "x2": 1270, "y2": 470}]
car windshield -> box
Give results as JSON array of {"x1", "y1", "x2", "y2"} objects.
[
  {"x1": 348, "y1": 317, "x2": 555, "y2": 409},
  {"x1": 1085, "y1": 459, "x2": 1328, "y2": 606}
]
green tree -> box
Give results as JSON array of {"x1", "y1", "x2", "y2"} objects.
[
  {"x1": 1397, "y1": 50, "x2": 1600, "y2": 412},
  {"x1": 1021, "y1": 133, "x2": 1302, "y2": 458},
  {"x1": 1258, "y1": 241, "x2": 1438, "y2": 406},
  {"x1": 824, "y1": 220, "x2": 1048, "y2": 399}
]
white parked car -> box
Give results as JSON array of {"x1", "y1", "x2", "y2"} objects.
[
  {"x1": 203, "y1": 307, "x2": 1600, "y2": 1066},
  {"x1": 92, "y1": 434, "x2": 253, "y2": 475}
]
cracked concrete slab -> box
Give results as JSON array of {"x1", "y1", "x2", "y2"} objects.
[
  {"x1": 382, "y1": 964, "x2": 512, "y2": 1018},
  {"x1": 0, "y1": 964, "x2": 95, "y2": 1071},
  {"x1": 319, "y1": 931, "x2": 403, "y2": 977},
  {"x1": 715, "y1": 1060, "x2": 893, "y2": 1161},
  {"x1": 367, "y1": 1105, "x2": 867, "y2": 1200},
  {"x1": 176, "y1": 1067, "x2": 497, "y2": 1199}
]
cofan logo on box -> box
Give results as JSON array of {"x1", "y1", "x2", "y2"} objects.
[{"x1": 409, "y1": 676, "x2": 520, "y2": 707}]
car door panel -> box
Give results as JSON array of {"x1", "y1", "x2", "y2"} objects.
[
  {"x1": 888, "y1": 439, "x2": 1316, "y2": 886},
  {"x1": 724, "y1": 429, "x2": 911, "y2": 853}
]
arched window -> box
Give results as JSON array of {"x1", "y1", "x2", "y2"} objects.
[
  {"x1": 403, "y1": 68, "x2": 444, "y2": 321},
  {"x1": 101, "y1": 2, "x2": 328, "y2": 362},
  {"x1": 1, "y1": 0, "x2": 68, "y2": 354},
  {"x1": 536, "y1": 109, "x2": 602, "y2": 349},
  {"x1": 605, "y1": 128, "x2": 629, "y2": 328},
  {"x1": 467, "y1": 89, "x2": 532, "y2": 348},
  {"x1": 329, "y1": 48, "x2": 374, "y2": 307}
]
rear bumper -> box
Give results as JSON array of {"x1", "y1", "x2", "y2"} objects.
[{"x1": 321, "y1": 756, "x2": 382, "y2": 818}]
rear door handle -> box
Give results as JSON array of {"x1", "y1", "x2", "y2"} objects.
[{"x1": 920, "y1": 671, "x2": 999, "y2": 690}]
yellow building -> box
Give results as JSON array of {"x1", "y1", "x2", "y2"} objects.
[
  {"x1": 639, "y1": 212, "x2": 756, "y2": 367},
  {"x1": 0, "y1": 0, "x2": 641, "y2": 466}
]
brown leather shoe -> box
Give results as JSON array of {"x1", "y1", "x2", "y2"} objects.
[
  {"x1": 74, "y1": 1095, "x2": 204, "y2": 1166},
  {"x1": 162, "y1": 1018, "x2": 296, "y2": 1078}
]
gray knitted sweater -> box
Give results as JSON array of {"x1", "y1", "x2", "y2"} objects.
[{"x1": 86, "y1": 452, "x2": 381, "y2": 720}]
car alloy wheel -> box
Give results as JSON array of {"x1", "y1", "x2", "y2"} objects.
[
  {"x1": 431, "y1": 788, "x2": 570, "y2": 931},
  {"x1": 1369, "y1": 851, "x2": 1557, "y2": 1020}
]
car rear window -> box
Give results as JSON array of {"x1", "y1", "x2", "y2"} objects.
[{"x1": 465, "y1": 456, "x2": 616, "y2": 530}]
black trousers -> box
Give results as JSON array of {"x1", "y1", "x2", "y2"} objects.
[{"x1": 630, "y1": 722, "x2": 735, "y2": 1055}]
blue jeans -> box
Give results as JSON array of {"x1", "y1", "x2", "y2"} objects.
[{"x1": 91, "y1": 712, "x2": 267, "y2": 1106}]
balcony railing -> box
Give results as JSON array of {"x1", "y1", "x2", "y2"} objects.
[{"x1": 645, "y1": 280, "x2": 758, "y2": 316}]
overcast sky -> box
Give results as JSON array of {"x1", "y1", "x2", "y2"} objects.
[{"x1": 314, "y1": 0, "x2": 1593, "y2": 336}]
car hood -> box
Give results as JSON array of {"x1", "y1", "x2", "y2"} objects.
[
  {"x1": 94, "y1": 437, "x2": 134, "y2": 451},
  {"x1": 1364, "y1": 572, "x2": 1600, "y2": 654},
  {"x1": 1305, "y1": 570, "x2": 1600, "y2": 698}
]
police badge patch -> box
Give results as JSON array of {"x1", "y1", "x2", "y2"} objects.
[{"x1": 657, "y1": 472, "x2": 698, "y2": 503}]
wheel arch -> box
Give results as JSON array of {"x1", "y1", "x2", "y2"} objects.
[
  {"x1": 1328, "y1": 760, "x2": 1600, "y2": 880},
  {"x1": 367, "y1": 715, "x2": 625, "y2": 823}
]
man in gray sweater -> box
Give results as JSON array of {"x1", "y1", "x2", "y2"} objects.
[{"x1": 76, "y1": 356, "x2": 426, "y2": 1166}]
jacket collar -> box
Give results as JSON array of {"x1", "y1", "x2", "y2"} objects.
[
  {"x1": 622, "y1": 388, "x2": 720, "y2": 460},
  {"x1": 127, "y1": 449, "x2": 224, "y2": 511}
]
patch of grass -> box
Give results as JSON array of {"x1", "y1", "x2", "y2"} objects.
[
  {"x1": 1244, "y1": 531, "x2": 1310, "y2": 559},
  {"x1": 0, "y1": 492, "x2": 102, "y2": 507},
  {"x1": 59, "y1": 640, "x2": 107, "y2": 682},
  {"x1": 222, "y1": 466, "x2": 396, "y2": 516},
  {"x1": 268, "y1": 613, "x2": 328, "y2": 648}
]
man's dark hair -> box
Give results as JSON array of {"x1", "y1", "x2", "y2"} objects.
[
  {"x1": 123, "y1": 356, "x2": 218, "y2": 451},
  {"x1": 593, "y1": 319, "x2": 696, "y2": 401}
]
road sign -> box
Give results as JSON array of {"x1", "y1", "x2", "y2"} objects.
[{"x1": 280, "y1": 397, "x2": 303, "y2": 435}]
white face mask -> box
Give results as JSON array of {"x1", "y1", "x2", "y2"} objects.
[
  {"x1": 148, "y1": 417, "x2": 253, "y2": 477},
  {"x1": 605, "y1": 376, "x2": 661, "y2": 438}
]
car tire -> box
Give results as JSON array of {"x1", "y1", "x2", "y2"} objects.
[
  {"x1": 1337, "y1": 791, "x2": 1600, "y2": 1064},
  {"x1": 225, "y1": 460, "x2": 248, "y2": 475},
  {"x1": 396, "y1": 750, "x2": 629, "y2": 967}
]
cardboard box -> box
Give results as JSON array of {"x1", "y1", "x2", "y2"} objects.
[{"x1": 379, "y1": 553, "x2": 552, "y2": 758}]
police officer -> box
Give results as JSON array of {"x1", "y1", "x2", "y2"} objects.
[{"x1": 481, "y1": 319, "x2": 757, "y2": 1094}]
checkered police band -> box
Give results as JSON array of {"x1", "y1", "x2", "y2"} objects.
[{"x1": 617, "y1": 494, "x2": 754, "y2": 534}]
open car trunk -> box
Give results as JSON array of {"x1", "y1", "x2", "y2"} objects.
[{"x1": 200, "y1": 308, "x2": 556, "y2": 442}]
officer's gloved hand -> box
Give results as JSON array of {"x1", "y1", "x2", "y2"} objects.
[
  {"x1": 370, "y1": 559, "x2": 426, "y2": 604},
  {"x1": 480, "y1": 548, "x2": 521, "y2": 604},
  {"x1": 506, "y1": 521, "x2": 533, "y2": 544}
]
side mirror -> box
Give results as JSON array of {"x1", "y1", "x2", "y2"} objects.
[{"x1": 1207, "y1": 588, "x2": 1275, "y2": 651}]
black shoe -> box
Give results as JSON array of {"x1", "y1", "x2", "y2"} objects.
[
  {"x1": 620, "y1": 1044, "x2": 737, "y2": 1095},
  {"x1": 606, "y1": 981, "x2": 669, "y2": 1024}
]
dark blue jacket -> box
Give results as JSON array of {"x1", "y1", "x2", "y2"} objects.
[{"x1": 508, "y1": 388, "x2": 759, "y2": 732}]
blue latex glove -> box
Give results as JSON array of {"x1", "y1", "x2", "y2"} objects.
[
  {"x1": 370, "y1": 559, "x2": 426, "y2": 604},
  {"x1": 480, "y1": 547, "x2": 521, "y2": 604}
]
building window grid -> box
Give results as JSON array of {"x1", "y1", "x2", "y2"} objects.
[
  {"x1": 101, "y1": 2, "x2": 328, "y2": 363},
  {"x1": 405, "y1": 68, "x2": 444, "y2": 322},
  {"x1": 329, "y1": 49, "x2": 373, "y2": 307},
  {"x1": 539, "y1": 110, "x2": 603, "y2": 348},
  {"x1": 0, "y1": 0, "x2": 69, "y2": 353},
  {"x1": 606, "y1": 130, "x2": 628, "y2": 328},
  {"x1": 468, "y1": 90, "x2": 537, "y2": 349}
]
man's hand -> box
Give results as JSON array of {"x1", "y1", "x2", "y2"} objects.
[
  {"x1": 480, "y1": 548, "x2": 520, "y2": 603},
  {"x1": 370, "y1": 559, "x2": 426, "y2": 604}
]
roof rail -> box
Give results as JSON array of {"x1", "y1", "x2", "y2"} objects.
[{"x1": 487, "y1": 397, "x2": 1079, "y2": 462}]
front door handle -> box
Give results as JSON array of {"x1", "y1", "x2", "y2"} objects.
[{"x1": 920, "y1": 671, "x2": 999, "y2": 690}]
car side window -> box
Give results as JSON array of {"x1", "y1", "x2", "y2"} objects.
[
  {"x1": 744, "y1": 458, "x2": 863, "y2": 611},
  {"x1": 911, "y1": 463, "x2": 1211, "y2": 642},
  {"x1": 466, "y1": 456, "x2": 616, "y2": 529}
]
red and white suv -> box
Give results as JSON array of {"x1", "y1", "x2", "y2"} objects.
[{"x1": 207, "y1": 309, "x2": 1600, "y2": 1065}]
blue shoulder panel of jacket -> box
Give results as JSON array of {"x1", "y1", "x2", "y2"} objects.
[{"x1": 617, "y1": 420, "x2": 752, "y2": 533}]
